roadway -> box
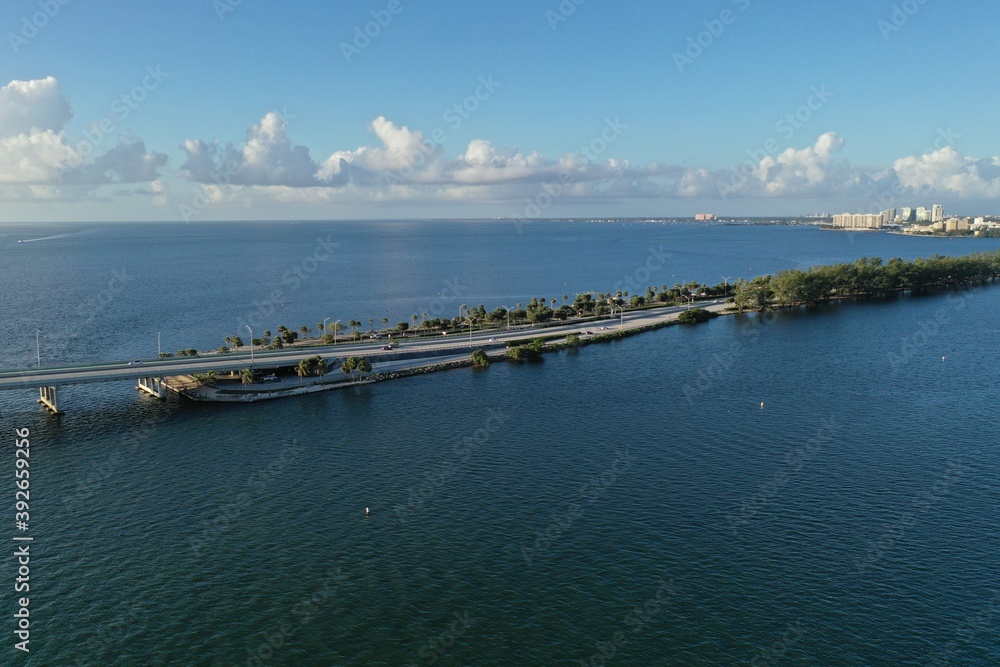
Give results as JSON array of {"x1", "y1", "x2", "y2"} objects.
[{"x1": 0, "y1": 300, "x2": 729, "y2": 391}]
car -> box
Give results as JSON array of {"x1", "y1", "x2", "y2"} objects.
[
  {"x1": 381, "y1": 345, "x2": 394, "y2": 350},
  {"x1": 262, "y1": 374, "x2": 279, "y2": 382},
  {"x1": 488, "y1": 338, "x2": 495, "y2": 342},
  {"x1": 128, "y1": 360, "x2": 142, "y2": 365},
  {"x1": 585, "y1": 331, "x2": 593, "y2": 335}
]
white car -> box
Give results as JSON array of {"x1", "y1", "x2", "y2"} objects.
[{"x1": 262, "y1": 374, "x2": 279, "y2": 382}]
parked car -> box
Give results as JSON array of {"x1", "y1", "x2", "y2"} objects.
[
  {"x1": 129, "y1": 360, "x2": 142, "y2": 365},
  {"x1": 262, "y1": 374, "x2": 279, "y2": 382}
]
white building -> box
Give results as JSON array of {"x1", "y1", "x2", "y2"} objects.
[{"x1": 832, "y1": 212, "x2": 885, "y2": 229}]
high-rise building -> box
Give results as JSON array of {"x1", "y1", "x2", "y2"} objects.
[
  {"x1": 832, "y1": 212, "x2": 885, "y2": 229},
  {"x1": 916, "y1": 207, "x2": 930, "y2": 222},
  {"x1": 884, "y1": 208, "x2": 897, "y2": 223},
  {"x1": 901, "y1": 207, "x2": 915, "y2": 222},
  {"x1": 932, "y1": 204, "x2": 944, "y2": 222}
]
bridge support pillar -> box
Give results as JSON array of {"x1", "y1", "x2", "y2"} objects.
[
  {"x1": 38, "y1": 386, "x2": 63, "y2": 414},
  {"x1": 136, "y1": 377, "x2": 166, "y2": 400}
]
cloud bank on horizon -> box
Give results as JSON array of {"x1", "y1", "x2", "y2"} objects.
[{"x1": 3, "y1": 75, "x2": 1000, "y2": 218}]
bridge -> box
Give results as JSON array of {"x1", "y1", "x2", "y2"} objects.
[{"x1": 0, "y1": 301, "x2": 728, "y2": 413}]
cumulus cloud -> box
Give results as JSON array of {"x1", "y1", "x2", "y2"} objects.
[
  {"x1": 0, "y1": 77, "x2": 71, "y2": 136},
  {"x1": 182, "y1": 113, "x2": 1000, "y2": 212},
  {"x1": 182, "y1": 111, "x2": 324, "y2": 187},
  {"x1": 893, "y1": 147, "x2": 1000, "y2": 198},
  {"x1": 0, "y1": 76, "x2": 166, "y2": 194}
]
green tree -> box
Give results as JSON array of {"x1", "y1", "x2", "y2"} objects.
[
  {"x1": 241, "y1": 368, "x2": 256, "y2": 385},
  {"x1": 677, "y1": 308, "x2": 718, "y2": 324},
  {"x1": 471, "y1": 349, "x2": 490, "y2": 367}
]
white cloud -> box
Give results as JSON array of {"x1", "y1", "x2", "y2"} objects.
[
  {"x1": 893, "y1": 146, "x2": 1000, "y2": 198},
  {"x1": 182, "y1": 111, "x2": 323, "y2": 187},
  {"x1": 0, "y1": 77, "x2": 166, "y2": 194},
  {"x1": 176, "y1": 112, "x2": 1000, "y2": 212},
  {"x1": 0, "y1": 77, "x2": 71, "y2": 136}
]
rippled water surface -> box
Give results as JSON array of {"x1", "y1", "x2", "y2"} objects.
[{"x1": 1, "y1": 222, "x2": 998, "y2": 665}]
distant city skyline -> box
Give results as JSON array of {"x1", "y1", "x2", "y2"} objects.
[{"x1": 1, "y1": 1, "x2": 999, "y2": 222}]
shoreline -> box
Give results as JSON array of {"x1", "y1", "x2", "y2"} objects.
[{"x1": 163, "y1": 281, "x2": 992, "y2": 404}]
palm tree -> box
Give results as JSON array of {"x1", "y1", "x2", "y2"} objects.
[
  {"x1": 241, "y1": 368, "x2": 255, "y2": 385},
  {"x1": 381, "y1": 317, "x2": 389, "y2": 331},
  {"x1": 314, "y1": 356, "x2": 328, "y2": 376},
  {"x1": 341, "y1": 357, "x2": 357, "y2": 380},
  {"x1": 194, "y1": 370, "x2": 219, "y2": 387},
  {"x1": 300, "y1": 325, "x2": 309, "y2": 338},
  {"x1": 356, "y1": 357, "x2": 372, "y2": 380},
  {"x1": 551, "y1": 298, "x2": 557, "y2": 312},
  {"x1": 317, "y1": 322, "x2": 324, "y2": 334},
  {"x1": 296, "y1": 359, "x2": 310, "y2": 378},
  {"x1": 368, "y1": 318, "x2": 374, "y2": 332},
  {"x1": 412, "y1": 314, "x2": 418, "y2": 330}
]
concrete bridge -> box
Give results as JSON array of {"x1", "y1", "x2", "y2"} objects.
[
  {"x1": 0, "y1": 300, "x2": 728, "y2": 413},
  {"x1": 0, "y1": 346, "x2": 346, "y2": 413}
]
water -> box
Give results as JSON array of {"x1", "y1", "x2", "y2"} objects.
[{"x1": 1, "y1": 222, "x2": 998, "y2": 665}]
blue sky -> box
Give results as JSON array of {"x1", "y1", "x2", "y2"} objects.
[{"x1": 1, "y1": 0, "x2": 998, "y2": 221}]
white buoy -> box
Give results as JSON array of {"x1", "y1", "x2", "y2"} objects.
[
  {"x1": 942, "y1": 356, "x2": 946, "y2": 361},
  {"x1": 760, "y1": 401, "x2": 765, "y2": 409},
  {"x1": 365, "y1": 507, "x2": 370, "y2": 516}
]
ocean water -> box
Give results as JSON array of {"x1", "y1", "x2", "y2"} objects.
[{"x1": 1, "y1": 221, "x2": 998, "y2": 666}]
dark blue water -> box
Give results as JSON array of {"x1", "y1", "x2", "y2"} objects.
[{"x1": 1, "y1": 222, "x2": 998, "y2": 666}]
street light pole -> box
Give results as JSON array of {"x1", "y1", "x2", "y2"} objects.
[
  {"x1": 722, "y1": 276, "x2": 732, "y2": 297},
  {"x1": 323, "y1": 317, "x2": 330, "y2": 343},
  {"x1": 157, "y1": 331, "x2": 161, "y2": 358},
  {"x1": 35, "y1": 329, "x2": 41, "y2": 367},
  {"x1": 501, "y1": 306, "x2": 510, "y2": 331},
  {"x1": 246, "y1": 325, "x2": 254, "y2": 367}
]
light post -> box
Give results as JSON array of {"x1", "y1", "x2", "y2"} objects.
[
  {"x1": 157, "y1": 331, "x2": 161, "y2": 358},
  {"x1": 35, "y1": 329, "x2": 41, "y2": 367},
  {"x1": 722, "y1": 276, "x2": 732, "y2": 297},
  {"x1": 246, "y1": 325, "x2": 254, "y2": 367},
  {"x1": 500, "y1": 306, "x2": 510, "y2": 331},
  {"x1": 467, "y1": 316, "x2": 475, "y2": 348},
  {"x1": 323, "y1": 317, "x2": 330, "y2": 343}
]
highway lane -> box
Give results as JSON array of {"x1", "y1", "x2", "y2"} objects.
[{"x1": 0, "y1": 300, "x2": 729, "y2": 390}]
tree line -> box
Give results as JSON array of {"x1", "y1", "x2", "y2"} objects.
[{"x1": 730, "y1": 252, "x2": 1000, "y2": 312}]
